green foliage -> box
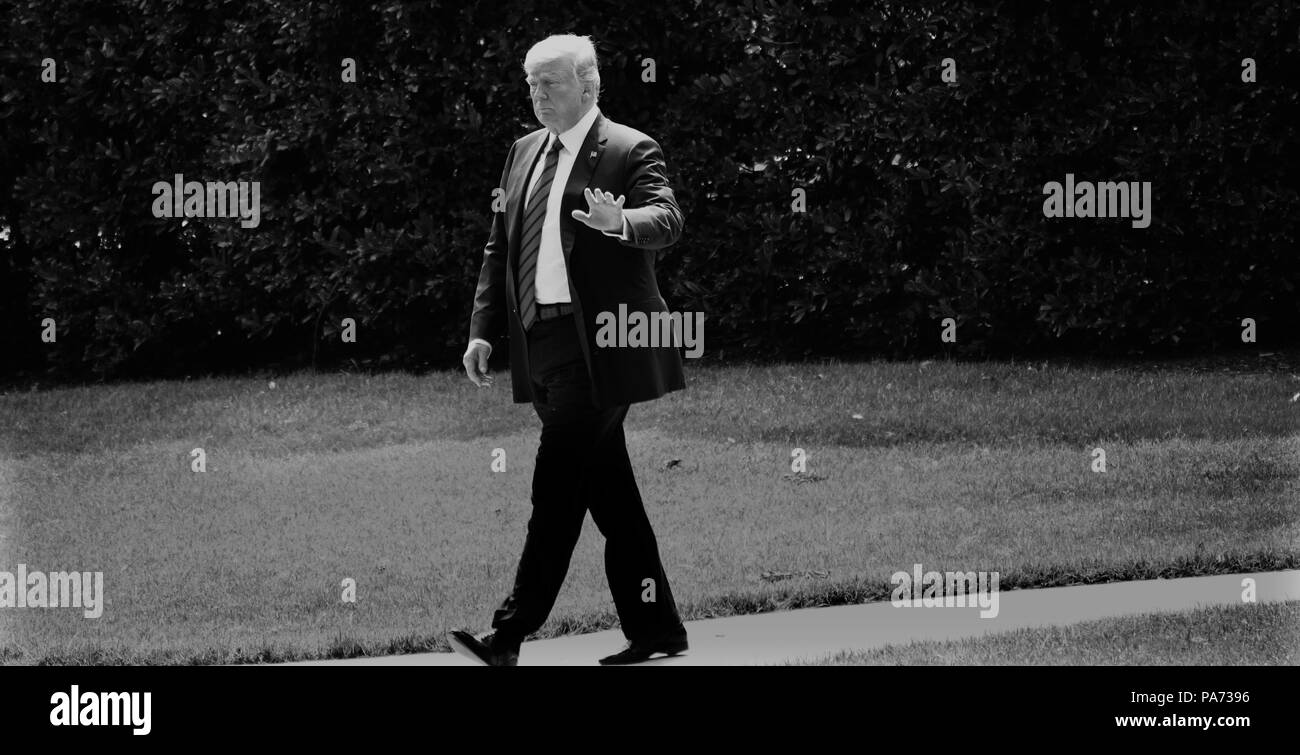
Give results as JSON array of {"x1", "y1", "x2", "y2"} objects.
[{"x1": 0, "y1": 0, "x2": 1295, "y2": 380}]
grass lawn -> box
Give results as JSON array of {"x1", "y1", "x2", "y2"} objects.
[
  {"x1": 786, "y1": 601, "x2": 1300, "y2": 665},
  {"x1": 1, "y1": 356, "x2": 1296, "y2": 664}
]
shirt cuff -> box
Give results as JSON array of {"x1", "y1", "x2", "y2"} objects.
[
  {"x1": 467, "y1": 338, "x2": 492, "y2": 357},
  {"x1": 602, "y1": 215, "x2": 631, "y2": 242}
]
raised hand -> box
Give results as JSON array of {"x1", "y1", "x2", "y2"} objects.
[{"x1": 571, "y1": 187, "x2": 625, "y2": 233}]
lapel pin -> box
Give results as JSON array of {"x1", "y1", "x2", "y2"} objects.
[{"x1": 589, "y1": 151, "x2": 597, "y2": 159}]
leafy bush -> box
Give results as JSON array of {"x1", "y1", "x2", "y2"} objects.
[{"x1": 0, "y1": 0, "x2": 1294, "y2": 381}]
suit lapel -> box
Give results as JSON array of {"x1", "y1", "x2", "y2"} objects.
[{"x1": 560, "y1": 113, "x2": 610, "y2": 264}]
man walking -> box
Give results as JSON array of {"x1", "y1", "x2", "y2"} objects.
[{"x1": 451, "y1": 34, "x2": 688, "y2": 666}]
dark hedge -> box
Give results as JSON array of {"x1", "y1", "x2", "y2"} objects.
[{"x1": 1, "y1": 0, "x2": 1296, "y2": 381}]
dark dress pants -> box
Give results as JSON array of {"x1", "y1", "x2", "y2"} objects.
[{"x1": 490, "y1": 313, "x2": 684, "y2": 644}]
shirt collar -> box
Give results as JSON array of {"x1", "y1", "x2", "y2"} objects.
[{"x1": 552, "y1": 105, "x2": 600, "y2": 155}]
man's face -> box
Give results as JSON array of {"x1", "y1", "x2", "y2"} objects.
[{"x1": 526, "y1": 58, "x2": 589, "y2": 134}]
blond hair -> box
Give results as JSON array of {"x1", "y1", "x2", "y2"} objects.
[{"x1": 523, "y1": 34, "x2": 600, "y2": 103}]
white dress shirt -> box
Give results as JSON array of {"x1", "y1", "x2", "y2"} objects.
[{"x1": 469, "y1": 105, "x2": 630, "y2": 357}]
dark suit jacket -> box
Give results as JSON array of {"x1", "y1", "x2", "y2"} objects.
[{"x1": 469, "y1": 111, "x2": 687, "y2": 409}]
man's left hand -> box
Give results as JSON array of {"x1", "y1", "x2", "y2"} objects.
[{"x1": 571, "y1": 187, "x2": 625, "y2": 233}]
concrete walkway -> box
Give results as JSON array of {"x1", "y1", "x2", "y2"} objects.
[{"x1": 273, "y1": 570, "x2": 1300, "y2": 666}]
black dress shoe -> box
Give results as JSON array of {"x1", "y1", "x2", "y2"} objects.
[
  {"x1": 447, "y1": 629, "x2": 520, "y2": 666},
  {"x1": 598, "y1": 631, "x2": 688, "y2": 665}
]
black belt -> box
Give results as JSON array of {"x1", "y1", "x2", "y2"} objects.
[{"x1": 536, "y1": 302, "x2": 574, "y2": 321}]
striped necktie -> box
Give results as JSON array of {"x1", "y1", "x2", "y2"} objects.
[{"x1": 517, "y1": 136, "x2": 563, "y2": 332}]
